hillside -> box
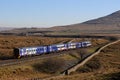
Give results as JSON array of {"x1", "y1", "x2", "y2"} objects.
[
  {"x1": 49, "y1": 40, "x2": 120, "y2": 80},
  {"x1": 0, "y1": 10, "x2": 120, "y2": 36},
  {"x1": 0, "y1": 27, "x2": 13, "y2": 31},
  {"x1": 48, "y1": 10, "x2": 120, "y2": 35},
  {"x1": 83, "y1": 10, "x2": 120, "y2": 25},
  {"x1": 0, "y1": 35, "x2": 110, "y2": 79}
]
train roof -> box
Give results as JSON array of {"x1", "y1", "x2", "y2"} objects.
[{"x1": 14, "y1": 41, "x2": 91, "y2": 49}]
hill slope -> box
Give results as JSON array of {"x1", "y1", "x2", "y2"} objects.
[
  {"x1": 1, "y1": 10, "x2": 120, "y2": 35},
  {"x1": 48, "y1": 41, "x2": 120, "y2": 80},
  {"x1": 0, "y1": 27, "x2": 13, "y2": 31},
  {"x1": 49, "y1": 10, "x2": 120, "y2": 35},
  {"x1": 83, "y1": 10, "x2": 120, "y2": 25}
]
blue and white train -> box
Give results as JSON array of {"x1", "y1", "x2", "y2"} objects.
[{"x1": 14, "y1": 41, "x2": 91, "y2": 58}]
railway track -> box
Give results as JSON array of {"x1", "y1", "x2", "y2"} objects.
[
  {"x1": 61, "y1": 39, "x2": 120, "y2": 75},
  {"x1": 0, "y1": 39, "x2": 75, "y2": 67},
  {"x1": 31, "y1": 39, "x2": 120, "y2": 80},
  {"x1": 0, "y1": 49, "x2": 74, "y2": 67}
]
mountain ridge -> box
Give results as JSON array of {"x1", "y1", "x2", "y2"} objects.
[
  {"x1": 48, "y1": 10, "x2": 120, "y2": 35},
  {"x1": 1, "y1": 10, "x2": 120, "y2": 35},
  {"x1": 82, "y1": 10, "x2": 120, "y2": 25}
]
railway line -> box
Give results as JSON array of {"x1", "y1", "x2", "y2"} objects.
[
  {"x1": 31, "y1": 39, "x2": 120, "y2": 80},
  {"x1": 0, "y1": 37, "x2": 119, "y2": 79},
  {"x1": 0, "y1": 39, "x2": 75, "y2": 67},
  {"x1": 0, "y1": 50, "x2": 70, "y2": 67},
  {"x1": 61, "y1": 39, "x2": 120, "y2": 75}
]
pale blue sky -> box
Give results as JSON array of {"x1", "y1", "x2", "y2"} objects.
[{"x1": 0, "y1": 0, "x2": 120, "y2": 28}]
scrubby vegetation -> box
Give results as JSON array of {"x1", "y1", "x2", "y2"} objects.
[
  {"x1": 0, "y1": 35, "x2": 112, "y2": 80},
  {"x1": 77, "y1": 57, "x2": 101, "y2": 73},
  {"x1": 50, "y1": 40, "x2": 120, "y2": 80},
  {"x1": 100, "y1": 72, "x2": 120, "y2": 80},
  {"x1": 76, "y1": 40, "x2": 120, "y2": 79},
  {"x1": 33, "y1": 58, "x2": 65, "y2": 74},
  {"x1": 0, "y1": 64, "x2": 51, "y2": 80},
  {"x1": 0, "y1": 35, "x2": 109, "y2": 60},
  {"x1": 0, "y1": 35, "x2": 71, "y2": 60}
]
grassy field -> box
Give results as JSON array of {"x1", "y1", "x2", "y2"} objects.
[
  {"x1": 51, "y1": 40, "x2": 120, "y2": 80},
  {"x1": 0, "y1": 35, "x2": 110, "y2": 80},
  {"x1": 0, "y1": 35, "x2": 109, "y2": 60},
  {"x1": 0, "y1": 35, "x2": 73, "y2": 60}
]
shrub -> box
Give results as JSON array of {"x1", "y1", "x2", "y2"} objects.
[
  {"x1": 105, "y1": 36, "x2": 118, "y2": 41},
  {"x1": 77, "y1": 66, "x2": 91, "y2": 73},
  {"x1": 33, "y1": 58, "x2": 65, "y2": 74},
  {"x1": 77, "y1": 58, "x2": 101, "y2": 73},
  {"x1": 77, "y1": 48, "x2": 88, "y2": 59},
  {"x1": 86, "y1": 58, "x2": 101, "y2": 70},
  {"x1": 101, "y1": 72, "x2": 120, "y2": 80}
]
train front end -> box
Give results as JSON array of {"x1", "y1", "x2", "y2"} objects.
[{"x1": 14, "y1": 48, "x2": 21, "y2": 59}]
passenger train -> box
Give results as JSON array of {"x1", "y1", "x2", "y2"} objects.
[{"x1": 14, "y1": 41, "x2": 91, "y2": 58}]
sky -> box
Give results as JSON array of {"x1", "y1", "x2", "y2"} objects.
[{"x1": 0, "y1": 0, "x2": 120, "y2": 28}]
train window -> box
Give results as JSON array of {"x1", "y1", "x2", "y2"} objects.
[{"x1": 84, "y1": 43, "x2": 86, "y2": 45}]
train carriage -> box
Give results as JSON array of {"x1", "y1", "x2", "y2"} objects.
[
  {"x1": 36, "y1": 46, "x2": 47, "y2": 54},
  {"x1": 67, "y1": 42, "x2": 77, "y2": 49},
  {"x1": 76, "y1": 42, "x2": 82, "y2": 48},
  {"x1": 81, "y1": 41, "x2": 91, "y2": 47},
  {"x1": 47, "y1": 45, "x2": 58, "y2": 53},
  {"x1": 14, "y1": 46, "x2": 47, "y2": 58},
  {"x1": 85, "y1": 41, "x2": 92, "y2": 46},
  {"x1": 56, "y1": 44, "x2": 67, "y2": 51},
  {"x1": 14, "y1": 41, "x2": 92, "y2": 58}
]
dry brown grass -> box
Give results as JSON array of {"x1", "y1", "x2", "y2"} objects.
[
  {"x1": 0, "y1": 35, "x2": 111, "y2": 80},
  {"x1": 0, "y1": 35, "x2": 72, "y2": 59},
  {"x1": 51, "y1": 40, "x2": 120, "y2": 80},
  {"x1": 0, "y1": 64, "x2": 51, "y2": 80},
  {"x1": 0, "y1": 35, "x2": 109, "y2": 60}
]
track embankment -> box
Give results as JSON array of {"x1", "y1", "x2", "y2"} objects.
[
  {"x1": 62, "y1": 39, "x2": 120, "y2": 75},
  {"x1": 38, "y1": 39, "x2": 120, "y2": 80},
  {"x1": 0, "y1": 39, "x2": 74, "y2": 67}
]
